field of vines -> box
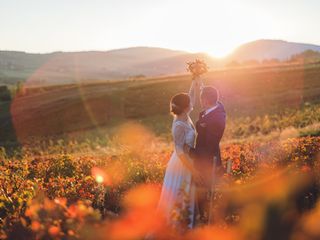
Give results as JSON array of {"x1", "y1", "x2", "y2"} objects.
[
  {"x1": 1, "y1": 65, "x2": 320, "y2": 239},
  {"x1": 1, "y1": 126, "x2": 320, "y2": 239}
]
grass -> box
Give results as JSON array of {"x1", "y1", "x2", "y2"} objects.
[
  {"x1": 1, "y1": 64, "x2": 320, "y2": 239},
  {"x1": 0, "y1": 63, "x2": 319, "y2": 144}
]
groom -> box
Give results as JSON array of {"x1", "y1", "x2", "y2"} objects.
[{"x1": 184, "y1": 78, "x2": 226, "y2": 224}]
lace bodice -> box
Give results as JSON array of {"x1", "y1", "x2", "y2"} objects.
[{"x1": 172, "y1": 119, "x2": 195, "y2": 155}]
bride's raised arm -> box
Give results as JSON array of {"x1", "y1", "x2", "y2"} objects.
[{"x1": 188, "y1": 76, "x2": 204, "y2": 109}]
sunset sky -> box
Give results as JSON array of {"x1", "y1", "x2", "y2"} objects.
[{"x1": 1, "y1": 0, "x2": 319, "y2": 57}]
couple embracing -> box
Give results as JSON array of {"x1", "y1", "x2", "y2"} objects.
[{"x1": 158, "y1": 77, "x2": 226, "y2": 229}]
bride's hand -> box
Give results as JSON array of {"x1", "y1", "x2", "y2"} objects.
[
  {"x1": 183, "y1": 144, "x2": 190, "y2": 154},
  {"x1": 193, "y1": 170, "x2": 205, "y2": 186}
]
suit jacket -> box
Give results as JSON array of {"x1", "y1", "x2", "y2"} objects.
[{"x1": 190, "y1": 102, "x2": 226, "y2": 169}]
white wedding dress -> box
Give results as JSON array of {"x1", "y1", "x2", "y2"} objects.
[{"x1": 157, "y1": 81, "x2": 199, "y2": 229}]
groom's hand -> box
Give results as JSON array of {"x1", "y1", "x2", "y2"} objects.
[{"x1": 193, "y1": 170, "x2": 205, "y2": 186}]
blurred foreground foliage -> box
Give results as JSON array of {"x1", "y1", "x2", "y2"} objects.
[{"x1": 0, "y1": 132, "x2": 319, "y2": 239}]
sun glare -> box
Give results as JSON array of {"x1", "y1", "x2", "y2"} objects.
[{"x1": 206, "y1": 44, "x2": 237, "y2": 58}]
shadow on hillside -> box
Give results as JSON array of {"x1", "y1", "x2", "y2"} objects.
[{"x1": 0, "y1": 86, "x2": 21, "y2": 157}]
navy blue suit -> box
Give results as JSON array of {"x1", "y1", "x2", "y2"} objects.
[
  {"x1": 190, "y1": 102, "x2": 226, "y2": 185},
  {"x1": 189, "y1": 101, "x2": 226, "y2": 223}
]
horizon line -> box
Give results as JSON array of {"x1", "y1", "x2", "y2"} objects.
[{"x1": 1, "y1": 38, "x2": 320, "y2": 56}]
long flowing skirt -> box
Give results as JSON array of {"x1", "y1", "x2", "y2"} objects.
[{"x1": 157, "y1": 151, "x2": 196, "y2": 229}]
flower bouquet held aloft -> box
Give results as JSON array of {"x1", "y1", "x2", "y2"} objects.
[{"x1": 187, "y1": 59, "x2": 208, "y2": 79}]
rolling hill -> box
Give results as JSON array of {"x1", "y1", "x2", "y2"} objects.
[
  {"x1": 228, "y1": 40, "x2": 320, "y2": 61},
  {"x1": 1, "y1": 39, "x2": 320, "y2": 86},
  {"x1": 0, "y1": 47, "x2": 189, "y2": 86}
]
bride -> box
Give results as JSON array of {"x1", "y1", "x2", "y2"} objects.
[{"x1": 157, "y1": 79, "x2": 203, "y2": 229}]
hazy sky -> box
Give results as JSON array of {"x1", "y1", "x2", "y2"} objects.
[{"x1": 1, "y1": 0, "x2": 319, "y2": 57}]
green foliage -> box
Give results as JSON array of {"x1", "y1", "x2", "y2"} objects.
[
  {"x1": 47, "y1": 154, "x2": 76, "y2": 178},
  {"x1": 0, "y1": 147, "x2": 7, "y2": 159},
  {"x1": 0, "y1": 85, "x2": 11, "y2": 102},
  {"x1": 226, "y1": 104, "x2": 320, "y2": 139}
]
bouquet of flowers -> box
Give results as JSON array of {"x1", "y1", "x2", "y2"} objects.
[{"x1": 187, "y1": 59, "x2": 208, "y2": 79}]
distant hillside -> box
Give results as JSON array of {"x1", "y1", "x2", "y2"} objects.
[
  {"x1": 1, "y1": 39, "x2": 320, "y2": 86},
  {"x1": 228, "y1": 40, "x2": 320, "y2": 62},
  {"x1": 0, "y1": 47, "x2": 188, "y2": 86},
  {"x1": 134, "y1": 52, "x2": 218, "y2": 76}
]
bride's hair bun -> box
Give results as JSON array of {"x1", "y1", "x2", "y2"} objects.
[
  {"x1": 170, "y1": 103, "x2": 181, "y2": 115},
  {"x1": 170, "y1": 93, "x2": 190, "y2": 115}
]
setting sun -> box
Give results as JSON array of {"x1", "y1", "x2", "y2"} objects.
[{"x1": 206, "y1": 45, "x2": 236, "y2": 58}]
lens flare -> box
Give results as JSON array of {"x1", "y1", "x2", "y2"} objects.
[{"x1": 91, "y1": 167, "x2": 111, "y2": 186}]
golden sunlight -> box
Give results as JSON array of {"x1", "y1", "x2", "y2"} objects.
[
  {"x1": 207, "y1": 47, "x2": 234, "y2": 58},
  {"x1": 2, "y1": 0, "x2": 320, "y2": 239}
]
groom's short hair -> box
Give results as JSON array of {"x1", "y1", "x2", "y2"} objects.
[{"x1": 201, "y1": 86, "x2": 219, "y2": 104}]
